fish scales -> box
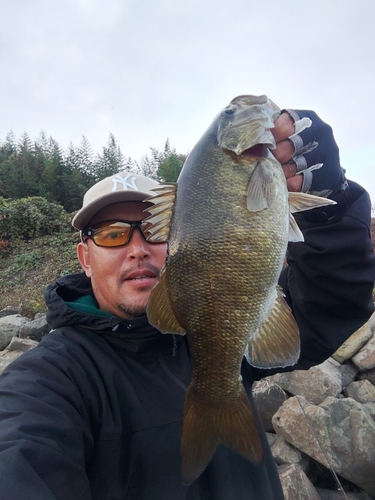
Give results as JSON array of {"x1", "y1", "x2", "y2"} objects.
[
  {"x1": 145, "y1": 95, "x2": 336, "y2": 485},
  {"x1": 168, "y1": 145, "x2": 288, "y2": 400}
]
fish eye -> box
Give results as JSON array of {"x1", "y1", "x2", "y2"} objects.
[{"x1": 224, "y1": 108, "x2": 235, "y2": 115}]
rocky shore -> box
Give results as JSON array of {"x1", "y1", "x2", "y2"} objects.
[{"x1": 1, "y1": 305, "x2": 375, "y2": 499}]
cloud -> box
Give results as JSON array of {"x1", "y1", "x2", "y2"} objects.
[{"x1": 1, "y1": 0, "x2": 374, "y2": 200}]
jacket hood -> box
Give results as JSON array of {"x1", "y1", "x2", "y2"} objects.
[{"x1": 44, "y1": 273, "x2": 166, "y2": 356}]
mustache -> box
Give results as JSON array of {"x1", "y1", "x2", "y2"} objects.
[{"x1": 119, "y1": 263, "x2": 162, "y2": 282}]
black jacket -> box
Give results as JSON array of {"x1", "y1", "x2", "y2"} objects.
[
  {"x1": 0, "y1": 274, "x2": 283, "y2": 500},
  {"x1": 0, "y1": 180, "x2": 374, "y2": 499}
]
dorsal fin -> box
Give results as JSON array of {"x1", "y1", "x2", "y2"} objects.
[{"x1": 144, "y1": 183, "x2": 177, "y2": 243}]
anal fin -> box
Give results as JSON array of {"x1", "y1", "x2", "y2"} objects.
[{"x1": 246, "y1": 286, "x2": 300, "y2": 368}]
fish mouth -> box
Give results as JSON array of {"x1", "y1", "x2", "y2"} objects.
[{"x1": 241, "y1": 144, "x2": 269, "y2": 158}]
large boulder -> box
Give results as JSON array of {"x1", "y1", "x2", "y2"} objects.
[
  {"x1": 252, "y1": 379, "x2": 288, "y2": 431},
  {"x1": 19, "y1": 313, "x2": 49, "y2": 341},
  {"x1": 0, "y1": 337, "x2": 38, "y2": 374},
  {"x1": 352, "y1": 335, "x2": 375, "y2": 371},
  {"x1": 0, "y1": 315, "x2": 30, "y2": 350},
  {"x1": 267, "y1": 358, "x2": 342, "y2": 405},
  {"x1": 272, "y1": 396, "x2": 375, "y2": 495},
  {"x1": 278, "y1": 463, "x2": 321, "y2": 500},
  {"x1": 332, "y1": 322, "x2": 373, "y2": 364}
]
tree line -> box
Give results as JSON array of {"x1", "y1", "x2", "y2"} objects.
[{"x1": 0, "y1": 130, "x2": 186, "y2": 214}]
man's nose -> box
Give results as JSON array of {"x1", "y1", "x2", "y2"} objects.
[{"x1": 126, "y1": 226, "x2": 151, "y2": 259}]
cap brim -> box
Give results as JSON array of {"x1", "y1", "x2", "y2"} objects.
[{"x1": 72, "y1": 190, "x2": 153, "y2": 230}]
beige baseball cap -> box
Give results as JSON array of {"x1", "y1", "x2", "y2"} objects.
[{"x1": 72, "y1": 171, "x2": 160, "y2": 230}]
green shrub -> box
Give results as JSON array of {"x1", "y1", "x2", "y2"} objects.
[{"x1": 0, "y1": 197, "x2": 71, "y2": 241}]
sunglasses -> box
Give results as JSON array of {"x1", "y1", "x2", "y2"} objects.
[{"x1": 81, "y1": 219, "x2": 155, "y2": 248}]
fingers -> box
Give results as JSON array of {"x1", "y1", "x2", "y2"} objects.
[
  {"x1": 282, "y1": 163, "x2": 296, "y2": 179},
  {"x1": 271, "y1": 113, "x2": 300, "y2": 191},
  {"x1": 271, "y1": 112, "x2": 295, "y2": 142},
  {"x1": 282, "y1": 163, "x2": 303, "y2": 192},
  {"x1": 270, "y1": 112, "x2": 305, "y2": 192},
  {"x1": 282, "y1": 109, "x2": 346, "y2": 196},
  {"x1": 286, "y1": 174, "x2": 303, "y2": 192},
  {"x1": 273, "y1": 139, "x2": 294, "y2": 164},
  {"x1": 271, "y1": 107, "x2": 346, "y2": 196}
]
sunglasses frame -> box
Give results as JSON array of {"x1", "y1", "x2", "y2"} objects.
[{"x1": 81, "y1": 219, "x2": 151, "y2": 248}]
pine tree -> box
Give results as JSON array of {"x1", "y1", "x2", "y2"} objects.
[{"x1": 95, "y1": 133, "x2": 125, "y2": 180}]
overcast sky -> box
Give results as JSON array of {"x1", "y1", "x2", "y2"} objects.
[{"x1": 1, "y1": 0, "x2": 374, "y2": 201}]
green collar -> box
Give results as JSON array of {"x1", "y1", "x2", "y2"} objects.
[{"x1": 65, "y1": 295, "x2": 112, "y2": 318}]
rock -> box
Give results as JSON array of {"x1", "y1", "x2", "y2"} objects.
[
  {"x1": 340, "y1": 362, "x2": 359, "y2": 388},
  {"x1": 0, "y1": 305, "x2": 22, "y2": 318},
  {"x1": 0, "y1": 337, "x2": 37, "y2": 374},
  {"x1": 0, "y1": 350, "x2": 23, "y2": 374},
  {"x1": 6, "y1": 337, "x2": 38, "y2": 353},
  {"x1": 332, "y1": 322, "x2": 373, "y2": 363},
  {"x1": 270, "y1": 435, "x2": 302, "y2": 466},
  {"x1": 0, "y1": 315, "x2": 30, "y2": 350},
  {"x1": 269, "y1": 358, "x2": 342, "y2": 405},
  {"x1": 252, "y1": 379, "x2": 288, "y2": 431},
  {"x1": 367, "y1": 312, "x2": 375, "y2": 334},
  {"x1": 265, "y1": 432, "x2": 278, "y2": 447},
  {"x1": 359, "y1": 368, "x2": 375, "y2": 385},
  {"x1": 272, "y1": 396, "x2": 375, "y2": 495},
  {"x1": 316, "y1": 488, "x2": 375, "y2": 499},
  {"x1": 352, "y1": 335, "x2": 375, "y2": 371},
  {"x1": 19, "y1": 314, "x2": 49, "y2": 341},
  {"x1": 278, "y1": 463, "x2": 321, "y2": 499},
  {"x1": 344, "y1": 379, "x2": 375, "y2": 404},
  {"x1": 362, "y1": 402, "x2": 375, "y2": 421}
]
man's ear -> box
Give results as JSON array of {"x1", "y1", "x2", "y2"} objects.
[{"x1": 77, "y1": 242, "x2": 92, "y2": 278}]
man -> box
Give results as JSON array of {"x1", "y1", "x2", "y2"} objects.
[{"x1": 0, "y1": 108, "x2": 374, "y2": 500}]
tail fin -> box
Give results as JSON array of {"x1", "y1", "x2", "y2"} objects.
[{"x1": 180, "y1": 386, "x2": 263, "y2": 485}]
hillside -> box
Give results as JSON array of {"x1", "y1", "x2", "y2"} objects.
[
  {"x1": 1, "y1": 221, "x2": 375, "y2": 319},
  {"x1": 0, "y1": 231, "x2": 82, "y2": 317}
]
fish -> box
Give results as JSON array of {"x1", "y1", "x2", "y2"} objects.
[{"x1": 144, "y1": 95, "x2": 336, "y2": 485}]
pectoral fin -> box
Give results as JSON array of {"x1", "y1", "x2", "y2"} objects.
[
  {"x1": 246, "y1": 287, "x2": 300, "y2": 368},
  {"x1": 144, "y1": 183, "x2": 177, "y2": 243},
  {"x1": 146, "y1": 266, "x2": 186, "y2": 335},
  {"x1": 246, "y1": 159, "x2": 275, "y2": 212}
]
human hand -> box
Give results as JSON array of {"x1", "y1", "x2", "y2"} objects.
[{"x1": 271, "y1": 109, "x2": 346, "y2": 197}]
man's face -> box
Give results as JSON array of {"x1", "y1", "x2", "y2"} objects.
[{"x1": 77, "y1": 201, "x2": 167, "y2": 319}]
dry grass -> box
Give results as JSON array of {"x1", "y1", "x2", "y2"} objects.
[{"x1": 0, "y1": 232, "x2": 82, "y2": 318}]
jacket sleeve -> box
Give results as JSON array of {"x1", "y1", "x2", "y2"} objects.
[
  {"x1": 0, "y1": 341, "x2": 94, "y2": 500},
  {"x1": 250, "y1": 180, "x2": 375, "y2": 380}
]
